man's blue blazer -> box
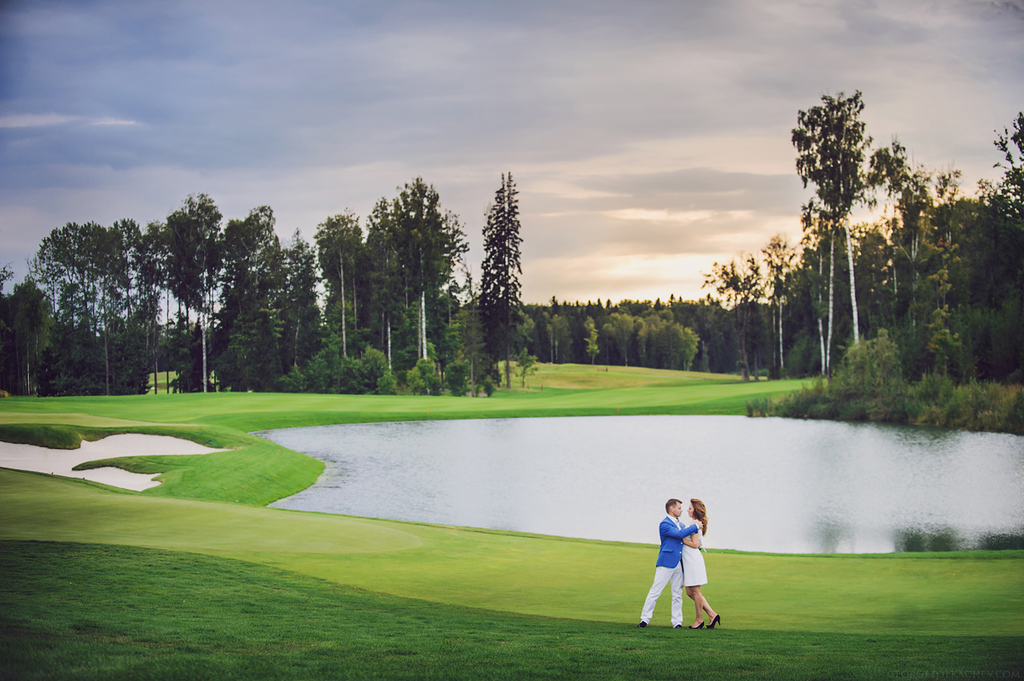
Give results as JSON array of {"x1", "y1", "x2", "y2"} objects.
[{"x1": 655, "y1": 517, "x2": 699, "y2": 568}]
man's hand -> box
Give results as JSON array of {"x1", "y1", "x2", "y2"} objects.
[{"x1": 694, "y1": 520, "x2": 703, "y2": 531}]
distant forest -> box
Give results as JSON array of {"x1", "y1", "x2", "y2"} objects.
[{"x1": 1, "y1": 104, "x2": 1022, "y2": 397}]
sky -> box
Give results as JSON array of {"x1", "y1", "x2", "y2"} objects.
[{"x1": 1, "y1": 0, "x2": 1022, "y2": 304}]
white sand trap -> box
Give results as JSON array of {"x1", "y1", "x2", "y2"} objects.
[{"x1": 0, "y1": 434, "x2": 231, "y2": 491}]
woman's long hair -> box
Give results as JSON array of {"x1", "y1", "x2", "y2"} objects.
[{"x1": 690, "y1": 498, "x2": 708, "y2": 537}]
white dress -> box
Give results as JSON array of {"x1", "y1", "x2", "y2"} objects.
[{"x1": 681, "y1": 528, "x2": 708, "y2": 587}]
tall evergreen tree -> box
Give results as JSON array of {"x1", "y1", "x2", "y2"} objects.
[
  {"x1": 480, "y1": 172, "x2": 523, "y2": 389},
  {"x1": 217, "y1": 206, "x2": 282, "y2": 391}
]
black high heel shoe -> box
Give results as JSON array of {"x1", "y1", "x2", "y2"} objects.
[
  {"x1": 707, "y1": 614, "x2": 721, "y2": 629},
  {"x1": 688, "y1": 621, "x2": 704, "y2": 629}
]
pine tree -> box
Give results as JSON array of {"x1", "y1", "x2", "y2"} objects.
[{"x1": 480, "y1": 172, "x2": 523, "y2": 390}]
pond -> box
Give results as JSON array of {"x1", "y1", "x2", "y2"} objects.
[{"x1": 258, "y1": 415, "x2": 1024, "y2": 553}]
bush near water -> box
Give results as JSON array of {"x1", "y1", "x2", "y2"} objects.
[{"x1": 749, "y1": 330, "x2": 1024, "y2": 434}]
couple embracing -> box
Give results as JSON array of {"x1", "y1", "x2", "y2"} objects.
[{"x1": 638, "y1": 498, "x2": 720, "y2": 630}]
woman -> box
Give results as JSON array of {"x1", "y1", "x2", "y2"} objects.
[{"x1": 681, "y1": 498, "x2": 720, "y2": 629}]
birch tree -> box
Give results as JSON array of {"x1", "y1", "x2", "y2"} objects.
[
  {"x1": 316, "y1": 211, "x2": 362, "y2": 358},
  {"x1": 793, "y1": 91, "x2": 873, "y2": 376},
  {"x1": 393, "y1": 179, "x2": 465, "y2": 364},
  {"x1": 166, "y1": 194, "x2": 222, "y2": 392},
  {"x1": 870, "y1": 139, "x2": 933, "y2": 325},
  {"x1": 762, "y1": 234, "x2": 796, "y2": 374},
  {"x1": 366, "y1": 198, "x2": 401, "y2": 368}
]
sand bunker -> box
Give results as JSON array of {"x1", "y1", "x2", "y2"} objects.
[{"x1": 0, "y1": 434, "x2": 231, "y2": 491}]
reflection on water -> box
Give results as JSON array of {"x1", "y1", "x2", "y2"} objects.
[
  {"x1": 977, "y1": 532, "x2": 1024, "y2": 550},
  {"x1": 811, "y1": 517, "x2": 854, "y2": 554},
  {"x1": 258, "y1": 415, "x2": 1024, "y2": 553},
  {"x1": 893, "y1": 527, "x2": 1024, "y2": 552},
  {"x1": 894, "y1": 526, "x2": 963, "y2": 552}
]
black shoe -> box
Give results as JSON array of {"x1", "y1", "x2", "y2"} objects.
[
  {"x1": 637, "y1": 621, "x2": 647, "y2": 629},
  {"x1": 707, "y1": 615, "x2": 721, "y2": 629},
  {"x1": 688, "y1": 622, "x2": 705, "y2": 629},
  {"x1": 674, "y1": 624, "x2": 682, "y2": 628}
]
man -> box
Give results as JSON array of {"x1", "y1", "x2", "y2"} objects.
[{"x1": 638, "y1": 498, "x2": 702, "y2": 629}]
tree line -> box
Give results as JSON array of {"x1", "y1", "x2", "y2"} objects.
[
  {"x1": 1, "y1": 102, "x2": 1021, "y2": 397},
  {"x1": 511, "y1": 105, "x2": 1022, "y2": 388},
  {"x1": 516, "y1": 297, "x2": 717, "y2": 374},
  {"x1": 702, "y1": 99, "x2": 1024, "y2": 386},
  {"x1": 0, "y1": 175, "x2": 523, "y2": 397}
]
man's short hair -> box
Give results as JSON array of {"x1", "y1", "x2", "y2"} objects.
[{"x1": 665, "y1": 498, "x2": 683, "y2": 513}]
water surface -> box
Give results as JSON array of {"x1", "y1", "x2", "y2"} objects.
[{"x1": 260, "y1": 416, "x2": 1024, "y2": 553}]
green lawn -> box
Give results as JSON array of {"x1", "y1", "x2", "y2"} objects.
[
  {"x1": 3, "y1": 468, "x2": 1022, "y2": 637},
  {"x1": 3, "y1": 541, "x2": 1019, "y2": 681},
  {"x1": 513, "y1": 362, "x2": 747, "y2": 390},
  {"x1": 1, "y1": 367, "x2": 1022, "y2": 678},
  {"x1": 0, "y1": 371, "x2": 805, "y2": 432}
]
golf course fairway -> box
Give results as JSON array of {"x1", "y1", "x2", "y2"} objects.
[
  {"x1": 2, "y1": 467, "x2": 1023, "y2": 637},
  {"x1": 2, "y1": 369, "x2": 1022, "y2": 678}
]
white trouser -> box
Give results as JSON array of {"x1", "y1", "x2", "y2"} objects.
[{"x1": 640, "y1": 563, "x2": 683, "y2": 626}]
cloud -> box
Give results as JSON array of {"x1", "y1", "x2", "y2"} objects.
[
  {"x1": 604, "y1": 209, "x2": 722, "y2": 223},
  {"x1": 0, "y1": 0, "x2": 1022, "y2": 302},
  {"x1": 89, "y1": 117, "x2": 138, "y2": 126},
  {"x1": 0, "y1": 114, "x2": 138, "y2": 128},
  {"x1": 525, "y1": 252, "x2": 724, "y2": 304},
  {"x1": 0, "y1": 114, "x2": 78, "y2": 128}
]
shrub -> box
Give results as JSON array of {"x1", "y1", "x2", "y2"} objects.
[
  {"x1": 746, "y1": 397, "x2": 770, "y2": 417},
  {"x1": 336, "y1": 356, "x2": 363, "y2": 394},
  {"x1": 1008, "y1": 387, "x2": 1024, "y2": 433},
  {"x1": 757, "y1": 330, "x2": 1023, "y2": 434},
  {"x1": 360, "y1": 348, "x2": 391, "y2": 394},
  {"x1": 375, "y1": 371, "x2": 396, "y2": 396},
  {"x1": 445, "y1": 360, "x2": 470, "y2": 396},
  {"x1": 407, "y1": 358, "x2": 441, "y2": 396},
  {"x1": 276, "y1": 365, "x2": 306, "y2": 393},
  {"x1": 915, "y1": 373, "x2": 956, "y2": 405},
  {"x1": 765, "y1": 378, "x2": 828, "y2": 418},
  {"x1": 303, "y1": 353, "x2": 334, "y2": 394}
]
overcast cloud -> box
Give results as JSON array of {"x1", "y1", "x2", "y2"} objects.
[{"x1": 1, "y1": 0, "x2": 1022, "y2": 302}]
